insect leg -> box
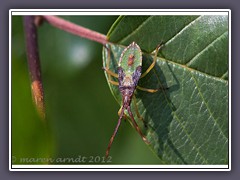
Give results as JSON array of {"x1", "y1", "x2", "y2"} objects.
[
  {"x1": 103, "y1": 45, "x2": 119, "y2": 78},
  {"x1": 127, "y1": 106, "x2": 149, "y2": 144},
  {"x1": 108, "y1": 80, "x2": 119, "y2": 86},
  {"x1": 140, "y1": 43, "x2": 163, "y2": 79},
  {"x1": 104, "y1": 68, "x2": 119, "y2": 78},
  {"x1": 118, "y1": 106, "x2": 127, "y2": 121},
  {"x1": 133, "y1": 95, "x2": 144, "y2": 122},
  {"x1": 106, "y1": 107, "x2": 124, "y2": 158},
  {"x1": 117, "y1": 106, "x2": 124, "y2": 117},
  {"x1": 137, "y1": 86, "x2": 159, "y2": 93}
]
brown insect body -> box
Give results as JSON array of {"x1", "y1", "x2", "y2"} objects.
[
  {"x1": 105, "y1": 65, "x2": 145, "y2": 158},
  {"x1": 105, "y1": 42, "x2": 162, "y2": 158},
  {"x1": 118, "y1": 66, "x2": 141, "y2": 109}
]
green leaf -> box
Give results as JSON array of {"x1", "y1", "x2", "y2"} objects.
[{"x1": 103, "y1": 15, "x2": 228, "y2": 164}]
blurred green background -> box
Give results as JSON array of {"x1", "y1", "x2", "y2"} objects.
[{"x1": 12, "y1": 16, "x2": 162, "y2": 164}]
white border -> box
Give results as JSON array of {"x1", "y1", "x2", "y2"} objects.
[
  {"x1": 9, "y1": 9, "x2": 231, "y2": 171},
  {"x1": 11, "y1": 9, "x2": 229, "y2": 16},
  {"x1": 11, "y1": 165, "x2": 228, "y2": 171},
  {"x1": 228, "y1": 9, "x2": 231, "y2": 171},
  {"x1": 9, "y1": 9, "x2": 12, "y2": 172}
]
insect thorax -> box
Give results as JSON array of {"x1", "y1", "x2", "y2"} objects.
[
  {"x1": 118, "y1": 66, "x2": 142, "y2": 104},
  {"x1": 122, "y1": 75, "x2": 134, "y2": 86}
]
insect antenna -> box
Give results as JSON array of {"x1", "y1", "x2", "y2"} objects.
[{"x1": 105, "y1": 107, "x2": 125, "y2": 158}]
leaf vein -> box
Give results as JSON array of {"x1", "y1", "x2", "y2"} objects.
[
  {"x1": 118, "y1": 16, "x2": 154, "y2": 44},
  {"x1": 185, "y1": 31, "x2": 228, "y2": 66},
  {"x1": 220, "y1": 71, "x2": 228, "y2": 79},
  {"x1": 156, "y1": 56, "x2": 228, "y2": 84},
  {"x1": 164, "y1": 16, "x2": 201, "y2": 46},
  {"x1": 150, "y1": 60, "x2": 209, "y2": 164},
  {"x1": 190, "y1": 72, "x2": 228, "y2": 141}
]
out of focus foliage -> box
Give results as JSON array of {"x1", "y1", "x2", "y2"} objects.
[{"x1": 12, "y1": 16, "x2": 161, "y2": 164}]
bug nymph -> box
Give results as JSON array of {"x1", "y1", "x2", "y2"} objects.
[
  {"x1": 104, "y1": 41, "x2": 162, "y2": 158},
  {"x1": 105, "y1": 42, "x2": 147, "y2": 158}
]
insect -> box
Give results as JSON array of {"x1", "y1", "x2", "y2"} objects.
[{"x1": 103, "y1": 42, "x2": 162, "y2": 158}]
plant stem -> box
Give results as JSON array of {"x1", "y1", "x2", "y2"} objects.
[
  {"x1": 42, "y1": 15, "x2": 108, "y2": 45},
  {"x1": 23, "y1": 15, "x2": 109, "y2": 120},
  {"x1": 24, "y1": 16, "x2": 45, "y2": 120}
]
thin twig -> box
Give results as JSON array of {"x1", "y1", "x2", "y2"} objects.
[
  {"x1": 42, "y1": 15, "x2": 108, "y2": 45},
  {"x1": 24, "y1": 16, "x2": 45, "y2": 120}
]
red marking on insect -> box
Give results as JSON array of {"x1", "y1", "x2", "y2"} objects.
[{"x1": 128, "y1": 54, "x2": 135, "y2": 66}]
